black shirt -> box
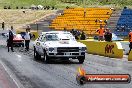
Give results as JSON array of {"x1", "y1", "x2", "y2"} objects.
[
  {"x1": 9, "y1": 30, "x2": 13, "y2": 41},
  {"x1": 104, "y1": 32, "x2": 112, "y2": 42}
]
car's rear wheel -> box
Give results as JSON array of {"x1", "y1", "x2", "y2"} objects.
[
  {"x1": 78, "y1": 56, "x2": 85, "y2": 64},
  {"x1": 34, "y1": 47, "x2": 41, "y2": 60},
  {"x1": 44, "y1": 51, "x2": 50, "y2": 63}
]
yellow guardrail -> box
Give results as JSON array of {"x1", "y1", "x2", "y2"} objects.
[
  {"x1": 16, "y1": 29, "x2": 39, "y2": 40},
  {"x1": 128, "y1": 51, "x2": 132, "y2": 61},
  {"x1": 78, "y1": 40, "x2": 123, "y2": 58}
]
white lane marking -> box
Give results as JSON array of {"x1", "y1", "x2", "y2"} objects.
[
  {"x1": 15, "y1": 54, "x2": 22, "y2": 62},
  {"x1": 0, "y1": 61, "x2": 20, "y2": 88},
  {"x1": 16, "y1": 54, "x2": 22, "y2": 58}
]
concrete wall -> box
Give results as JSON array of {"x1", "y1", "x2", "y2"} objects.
[
  {"x1": 78, "y1": 40, "x2": 123, "y2": 58},
  {"x1": 128, "y1": 51, "x2": 132, "y2": 61}
]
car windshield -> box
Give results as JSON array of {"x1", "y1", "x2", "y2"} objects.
[
  {"x1": 57, "y1": 33, "x2": 76, "y2": 41},
  {"x1": 16, "y1": 34, "x2": 22, "y2": 38},
  {"x1": 45, "y1": 34, "x2": 58, "y2": 41}
]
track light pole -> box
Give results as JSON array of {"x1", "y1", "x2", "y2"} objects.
[
  {"x1": 83, "y1": 0, "x2": 86, "y2": 17},
  {"x1": 83, "y1": 0, "x2": 86, "y2": 31}
]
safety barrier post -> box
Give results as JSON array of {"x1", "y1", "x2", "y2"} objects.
[
  {"x1": 128, "y1": 51, "x2": 132, "y2": 61},
  {"x1": 78, "y1": 40, "x2": 123, "y2": 58}
]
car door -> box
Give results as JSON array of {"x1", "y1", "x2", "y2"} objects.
[
  {"x1": 39, "y1": 34, "x2": 46, "y2": 55},
  {"x1": 35, "y1": 35, "x2": 42, "y2": 54}
]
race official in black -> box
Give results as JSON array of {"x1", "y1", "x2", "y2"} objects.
[{"x1": 7, "y1": 26, "x2": 14, "y2": 52}]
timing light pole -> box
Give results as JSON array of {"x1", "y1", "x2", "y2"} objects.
[
  {"x1": 83, "y1": 0, "x2": 86, "y2": 31},
  {"x1": 83, "y1": 0, "x2": 86, "y2": 17}
]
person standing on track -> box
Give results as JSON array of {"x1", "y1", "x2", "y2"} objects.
[
  {"x1": 2, "y1": 22, "x2": 5, "y2": 30},
  {"x1": 96, "y1": 24, "x2": 105, "y2": 41},
  {"x1": 7, "y1": 26, "x2": 14, "y2": 52},
  {"x1": 24, "y1": 26, "x2": 31, "y2": 51},
  {"x1": 128, "y1": 31, "x2": 132, "y2": 54},
  {"x1": 80, "y1": 31, "x2": 86, "y2": 40}
]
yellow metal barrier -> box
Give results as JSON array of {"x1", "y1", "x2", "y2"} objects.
[
  {"x1": 128, "y1": 51, "x2": 132, "y2": 61},
  {"x1": 78, "y1": 40, "x2": 123, "y2": 58},
  {"x1": 16, "y1": 29, "x2": 39, "y2": 40}
]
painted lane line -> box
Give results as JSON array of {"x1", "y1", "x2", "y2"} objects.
[
  {"x1": 15, "y1": 54, "x2": 22, "y2": 62},
  {"x1": 0, "y1": 61, "x2": 21, "y2": 88}
]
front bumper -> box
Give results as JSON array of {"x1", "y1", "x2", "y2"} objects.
[{"x1": 47, "y1": 52, "x2": 85, "y2": 58}]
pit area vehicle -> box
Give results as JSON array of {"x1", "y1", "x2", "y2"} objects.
[
  {"x1": 33, "y1": 31, "x2": 87, "y2": 63},
  {"x1": 2, "y1": 33, "x2": 24, "y2": 47},
  {"x1": 13, "y1": 34, "x2": 24, "y2": 47}
]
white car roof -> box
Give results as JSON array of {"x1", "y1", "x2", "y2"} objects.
[{"x1": 41, "y1": 31, "x2": 70, "y2": 34}]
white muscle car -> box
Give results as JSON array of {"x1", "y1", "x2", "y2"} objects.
[{"x1": 33, "y1": 31, "x2": 87, "y2": 63}]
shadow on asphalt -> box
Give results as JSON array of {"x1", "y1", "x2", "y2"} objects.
[{"x1": 34, "y1": 58, "x2": 80, "y2": 64}]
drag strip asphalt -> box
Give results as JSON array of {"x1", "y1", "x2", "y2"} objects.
[{"x1": 0, "y1": 46, "x2": 132, "y2": 88}]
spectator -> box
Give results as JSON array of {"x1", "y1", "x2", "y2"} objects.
[
  {"x1": 76, "y1": 30, "x2": 81, "y2": 37},
  {"x1": 84, "y1": 11, "x2": 86, "y2": 17},
  {"x1": 70, "y1": 29, "x2": 75, "y2": 35},
  {"x1": 73, "y1": 30, "x2": 79, "y2": 40},
  {"x1": 7, "y1": 26, "x2": 14, "y2": 52},
  {"x1": 70, "y1": 29, "x2": 79, "y2": 40},
  {"x1": 2, "y1": 22, "x2": 5, "y2": 30},
  {"x1": 66, "y1": 6, "x2": 69, "y2": 9},
  {"x1": 95, "y1": 19, "x2": 98, "y2": 24},
  {"x1": 104, "y1": 28, "x2": 112, "y2": 42},
  {"x1": 80, "y1": 31, "x2": 86, "y2": 40},
  {"x1": 124, "y1": 6, "x2": 127, "y2": 9},
  {"x1": 64, "y1": 28, "x2": 67, "y2": 31},
  {"x1": 106, "y1": 12, "x2": 109, "y2": 15},
  {"x1": 96, "y1": 24, "x2": 105, "y2": 41},
  {"x1": 104, "y1": 20, "x2": 108, "y2": 24},
  {"x1": 24, "y1": 29, "x2": 31, "y2": 51},
  {"x1": 75, "y1": 34, "x2": 79, "y2": 40},
  {"x1": 128, "y1": 31, "x2": 132, "y2": 54},
  {"x1": 74, "y1": 30, "x2": 78, "y2": 36}
]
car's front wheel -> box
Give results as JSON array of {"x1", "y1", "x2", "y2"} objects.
[
  {"x1": 78, "y1": 56, "x2": 85, "y2": 64},
  {"x1": 44, "y1": 51, "x2": 50, "y2": 63},
  {"x1": 34, "y1": 47, "x2": 41, "y2": 60}
]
